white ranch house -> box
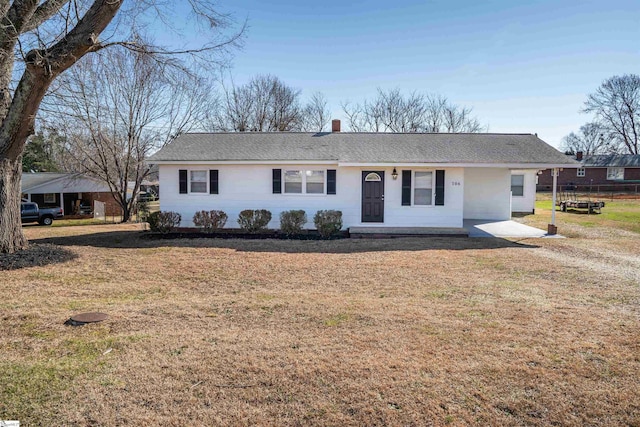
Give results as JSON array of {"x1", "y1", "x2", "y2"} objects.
[{"x1": 149, "y1": 123, "x2": 576, "y2": 231}]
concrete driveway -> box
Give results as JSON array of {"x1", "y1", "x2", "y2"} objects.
[{"x1": 463, "y1": 219, "x2": 562, "y2": 238}]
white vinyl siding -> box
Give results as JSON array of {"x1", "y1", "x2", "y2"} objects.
[{"x1": 158, "y1": 164, "x2": 466, "y2": 228}]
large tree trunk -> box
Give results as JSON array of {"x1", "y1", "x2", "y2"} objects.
[
  {"x1": 0, "y1": 66, "x2": 53, "y2": 253},
  {"x1": 0, "y1": 156, "x2": 27, "y2": 252},
  {"x1": 122, "y1": 201, "x2": 131, "y2": 223},
  {"x1": 0, "y1": 0, "x2": 124, "y2": 253}
]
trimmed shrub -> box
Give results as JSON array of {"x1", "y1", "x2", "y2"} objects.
[
  {"x1": 237, "y1": 209, "x2": 272, "y2": 233},
  {"x1": 314, "y1": 210, "x2": 343, "y2": 238},
  {"x1": 279, "y1": 210, "x2": 307, "y2": 235},
  {"x1": 193, "y1": 210, "x2": 228, "y2": 233},
  {"x1": 147, "y1": 211, "x2": 181, "y2": 233}
]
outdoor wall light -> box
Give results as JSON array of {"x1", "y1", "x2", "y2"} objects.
[{"x1": 392, "y1": 167, "x2": 398, "y2": 180}]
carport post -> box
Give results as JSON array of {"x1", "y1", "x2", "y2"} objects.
[{"x1": 549, "y1": 168, "x2": 558, "y2": 235}]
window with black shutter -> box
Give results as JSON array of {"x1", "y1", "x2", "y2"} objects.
[
  {"x1": 401, "y1": 170, "x2": 411, "y2": 206},
  {"x1": 209, "y1": 170, "x2": 219, "y2": 194},
  {"x1": 272, "y1": 169, "x2": 282, "y2": 194},
  {"x1": 435, "y1": 170, "x2": 445, "y2": 206},
  {"x1": 327, "y1": 169, "x2": 336, "y2": 195},
  {"x1": 179, "y1": 169, "x2": 187, "y2": 194}
]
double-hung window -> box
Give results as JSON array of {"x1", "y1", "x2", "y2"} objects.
[
  {"x1": 414, "y1": 171, "x2": 433, "y2": 205},
  {"x1": 606, "y1": 167, "x2": 624, "y2": 180},
  {"x1": 284, "y1": 170, "x2": 303, "y2": 193},
  {"x1": 283, "y1": 169, "x2": 325, "y2": 194},
  {"x1": 577, "y1": 168, "x2": 585, "y2": 177},
  {"x1": 190, "y1": 170, "x2": 207, "y2": 193},
  {"x1": 511, "y1": 174, "x2": 524, "y2": 197},
  {"x1": 306, "y1": 170, "x2": 325, "y2": 194}
]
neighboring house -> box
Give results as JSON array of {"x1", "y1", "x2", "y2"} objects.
[
  {"x1": 537, "y1": 152, "x2": 640, "y2": 191},
  {"x1": 21, "y1": 172, "x2": 122, "y2": 216},
  {"x1": 148, "y1": 120, "x2": 576, "y2": 230}
]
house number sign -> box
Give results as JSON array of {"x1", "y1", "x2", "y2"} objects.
[{"x1": 451, "y1": 181, "x2": 461, "y2": 186}]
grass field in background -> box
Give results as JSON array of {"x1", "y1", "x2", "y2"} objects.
[{"x1": 524, "y1": 195, "x2": 640, "y2": 235}]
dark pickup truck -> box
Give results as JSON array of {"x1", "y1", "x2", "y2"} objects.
[{"x1": 21, "y1": 201, "x2": 64, "y2": 226}]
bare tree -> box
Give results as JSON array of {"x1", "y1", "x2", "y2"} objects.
[
  {"x1": 440, "y1": 100, "x2": 484, "y2": 133},
  {"x1": 47, "y1": 46, "x2": 213, "y2": 222},
  {"x1": 341, "y1": 100, "x2": 379, "y2": 132},
  {"x1": 0, "y1": 1, "x2": 242, "y2": 253},
  {"x1": 342, "y1": 89, "x2": 485, "y2": 133},
  {"x1": 584, "y1": 74, "x2": 640, "y2": 155},
  {"x1": 213, "y1": 75, "x2": 302, "y2": 132},
  {"x1": 300, "y1": 92, "x2": 330, "y2": 132},
  {"x1": 561, "y1": 122, "x2": 614, "y2": 156}
]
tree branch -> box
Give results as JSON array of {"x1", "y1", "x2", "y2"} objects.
[
  {"x1": 0, "y1": 0, "x2": 123, "y2": 159},
  {"x1": 22, "y1": 0, "x2": 70, "y2": 33}
]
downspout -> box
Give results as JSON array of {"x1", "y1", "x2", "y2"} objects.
[{"x1": 549, "y1": 168, "x2": 558, "y2": 235}]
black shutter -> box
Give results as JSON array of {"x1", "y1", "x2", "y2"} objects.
[
  {"x1": 401, "y1": 170, "x2": 411, "y2": 206},
  {"x1": 272, "y1": 169, "x2": 282, "y2": 194},
  {"x1": 327, "y1": 169, "x2": 336, "y2": 195},
  {"x1": 435, "y1": 170, "x2": 445, "y2": 206},
  {"x1": 209, "y1": 170, "x2": 219, "y2": 194},
  {"x1": 179, "y1": 169, "x2": 187, "y2": 194}
]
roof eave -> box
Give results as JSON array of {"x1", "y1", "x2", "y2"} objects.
[
  {"x1": 148, "y1": 159, "x2": 339, "y2": 165},
  {"x1": 337, "y1": 162, "x2": 580, "y2": 169},
  {"x1": 148, "y1": 159, "x2": 579, "y2": 169}
]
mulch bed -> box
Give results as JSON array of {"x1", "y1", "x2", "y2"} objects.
[
  {"x1": 141, "y1": 229, "x2": 350, "y2": 240},
  {"x1": 0, "y1": 244, "x2": 77, "y2": 270}
]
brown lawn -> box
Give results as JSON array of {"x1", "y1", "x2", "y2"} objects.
[{"x1": 1, "y1": 220, "x2": 639, "y2": 426}]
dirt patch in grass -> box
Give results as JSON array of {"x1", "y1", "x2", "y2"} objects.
[{"x1": 1, "y1": 223, "x2": 639, "y2": 425}]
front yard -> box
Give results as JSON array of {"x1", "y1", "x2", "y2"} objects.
[{"x1": 1, "y1": 203, "x2": 639, "y2": 425}]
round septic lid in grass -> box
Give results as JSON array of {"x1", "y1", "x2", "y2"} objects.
[{"x1": 65, "y1": 312, "x2": 108, "y2": 326}]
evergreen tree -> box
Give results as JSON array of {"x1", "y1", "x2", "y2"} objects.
[{"x1": 21, "y1": 133, "x2": 60, "y2": 173}]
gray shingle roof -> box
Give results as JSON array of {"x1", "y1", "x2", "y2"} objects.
[
  {"x1": 582, "y1": 154, "x2": 640, "y2": 168},
  {"x1": 149, "y1": 132, "x2": 577, "y2": 166},
  {"x1": 21, "y1": 172, "x2": 74, "y2": 191}
]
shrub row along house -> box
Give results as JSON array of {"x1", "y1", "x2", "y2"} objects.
[
  {"x1": 537, "y1": 152, "x2": 640, "y2": 192},
  {"x1": 148, "y1": 120, "x2": 576, "y2": 232}
]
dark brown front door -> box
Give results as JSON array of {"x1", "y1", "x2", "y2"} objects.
[{"x1": 362, "y1": 171, "x2": 384, "y2": 223}]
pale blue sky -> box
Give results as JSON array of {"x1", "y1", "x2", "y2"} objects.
[{"x1": 165, "y1": 0, "x2": 639, "y2": 148}]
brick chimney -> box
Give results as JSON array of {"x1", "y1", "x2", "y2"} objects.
[
  {"x1": 331, "y1": 119, "x2": 341, "y2": 133},
  {"x1": 576, "y1": 151, "x2": 583, "y2": 161}
]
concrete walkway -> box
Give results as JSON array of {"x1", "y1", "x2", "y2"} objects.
[{"x1": 463, "y1": 219, "x2": 562, "y2": 238}]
